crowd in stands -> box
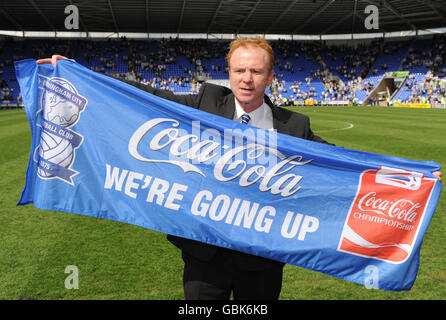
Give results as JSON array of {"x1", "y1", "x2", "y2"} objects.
[
  {"x1": 0, "y1": 79, "x2": 14, "y2": 103},
  {"x1": 402, "y1": 41, "x2": 445, "y2": 77},
  {"x1": 0, "y1": 34, "x2": 445, "y2": 107},
  {"x1": 405, "y1": 71, "x2": 446, "y2": 105}
]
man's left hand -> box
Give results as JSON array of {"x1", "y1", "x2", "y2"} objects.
[{"x1": 433, "y1": 171, "x2": 442, "y2": 182}]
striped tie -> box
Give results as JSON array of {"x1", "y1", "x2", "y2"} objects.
[{"x1": 240, "y1": 113, "x2": 251, "y2": 124}]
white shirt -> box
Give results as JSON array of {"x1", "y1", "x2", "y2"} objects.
[{"x1": 233, "y1": 98, "x2": 275, "y2": 131}]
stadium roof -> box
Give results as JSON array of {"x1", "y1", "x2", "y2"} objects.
[{"x1": 0, "y1": 0, "x2": 445, "y2": 37}]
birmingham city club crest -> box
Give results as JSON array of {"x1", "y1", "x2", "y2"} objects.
[{"x1": 34, "y1": 76, "x2": 88, "y2": 185}]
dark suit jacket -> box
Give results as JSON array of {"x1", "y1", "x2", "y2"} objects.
[{"x1": 122, "y1": 80, "x2": 330, "y2": 270}]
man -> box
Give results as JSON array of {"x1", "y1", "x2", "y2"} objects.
[{"x1": 37, "y1": 37, "x2": 442, "y2": 300}]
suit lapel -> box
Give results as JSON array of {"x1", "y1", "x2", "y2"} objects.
[
  {"x1": 220, "y1": 93, "x2": 236, "y2": 120},
  {"x1": 272, "y1": 115, "x2": 290, "y2": 136}
]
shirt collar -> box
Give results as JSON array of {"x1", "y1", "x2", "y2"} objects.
[{"x1": 234, "y1": 98, "x2": 268, "y2": 123}]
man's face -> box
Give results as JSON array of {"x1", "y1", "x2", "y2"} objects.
[{"x1": 229, "y1": 45, "x2": 274, "y2": 113}]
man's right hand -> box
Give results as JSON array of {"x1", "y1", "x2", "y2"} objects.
[{"x1": 36, "y1": 55, "x2": 74, "y2": 68}]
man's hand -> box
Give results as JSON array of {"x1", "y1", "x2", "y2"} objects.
[
  {"x1": 433, "y1": 171, "x2": 442, "y2": 182},
  {"x1": 36, "y1": 55, "x2": 74, "y2": 68}
]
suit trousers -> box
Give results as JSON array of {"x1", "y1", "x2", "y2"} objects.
[{"x1": 181, "y1": 248, "x2": 284, "y2": 300}]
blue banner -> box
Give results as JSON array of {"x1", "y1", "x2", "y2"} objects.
[{"x1": 16, "y1": 59, "x2": 442, "y2": 291}]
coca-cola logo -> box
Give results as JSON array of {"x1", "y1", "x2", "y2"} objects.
[
  {"x1": 357, "y1": 191, "x2": 421, "y2": 223},
  {"x1": 128, "y1": 118, "x2": 313, "y2": 198}
]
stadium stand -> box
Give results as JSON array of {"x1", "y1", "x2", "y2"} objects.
[{"x1": 0, "y1": 34, "x2": 445, "y2": 108}]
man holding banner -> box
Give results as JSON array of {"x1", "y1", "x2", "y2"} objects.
[
  {"x1": 37, "y1": 38, "x2": 333, "y2": 300},
  {"x1": 34, "y1": 37, "x2": 442, "y2": 300}
]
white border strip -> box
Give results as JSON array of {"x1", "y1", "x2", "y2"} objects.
[{"x1": 1, "y1": 27, "x2": 445, "y2": 40}]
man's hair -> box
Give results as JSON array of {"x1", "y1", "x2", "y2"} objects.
[{"x1": 226, "y1": 37, "x2": 274, "y2": 74}]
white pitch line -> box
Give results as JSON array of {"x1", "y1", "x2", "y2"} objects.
[{"x1": 314, "y1": 121, "x2": 354, "y2": 133}]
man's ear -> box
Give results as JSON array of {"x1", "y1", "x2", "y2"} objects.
[{"x1": 267, "y1": 70, "x2": 275, "y2": 86}]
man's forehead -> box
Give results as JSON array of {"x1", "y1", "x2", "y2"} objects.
[{"x1": 230, "y1": 46, "x2": 269, "y2": 65}]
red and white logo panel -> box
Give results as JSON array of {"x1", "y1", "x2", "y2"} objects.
[{"x1": 338, "y1": 166, "x2": 436, "y2": 263}]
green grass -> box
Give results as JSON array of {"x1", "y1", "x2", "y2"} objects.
[{"x1": 1, "y1": 106, "x2": 445, "y2": 300}]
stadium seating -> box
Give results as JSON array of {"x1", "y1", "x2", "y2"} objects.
[{"x1": 0, "y1": 36, "x2": 445, "y2": 107}]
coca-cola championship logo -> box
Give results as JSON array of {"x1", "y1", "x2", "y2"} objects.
[
  {"x1": 357, "y1": 193, "x2": 420, "y2": 225},
  {"x1": 338, "y1": 166, "x2": 436, "y2": 263}
]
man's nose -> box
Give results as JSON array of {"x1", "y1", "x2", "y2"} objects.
[{"x1": 242, "y1": 71, "x2": 253, "y2": 82}]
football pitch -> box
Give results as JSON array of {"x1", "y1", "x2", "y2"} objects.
[{"x1": 0, "y1": 106, "x2": 444, "y2": 300}]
